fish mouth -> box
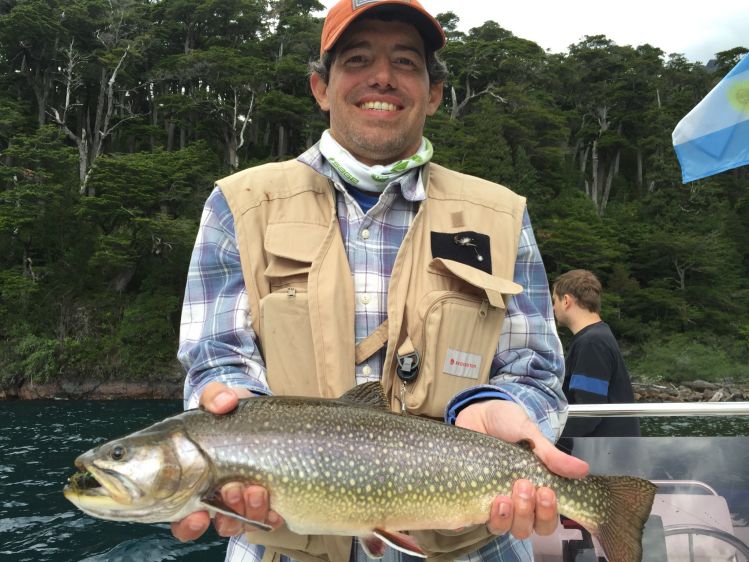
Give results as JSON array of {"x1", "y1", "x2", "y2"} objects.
[{"x1": 64, "y1": 459, "x2": 139, "y2": 506}]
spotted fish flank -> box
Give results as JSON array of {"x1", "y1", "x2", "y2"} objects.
[{"x1": 64, "y1": 382, "x2": 656, "y2": 562}]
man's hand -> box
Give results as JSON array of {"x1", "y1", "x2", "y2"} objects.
[
  {"x1": 170, "y1": 382, "x2": 284, "y2": 542},
  {"x1": 455, "y1": 399, "x2": 589, "y2": 539}
]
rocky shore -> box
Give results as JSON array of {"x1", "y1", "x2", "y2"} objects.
[
  {"x1": 2, "y1": 376, "x2": 748, "y2": 401},
  {"x1": 633, "y1": 380, "x2": 749, "y2": 402},
  {"x1": 0, "y1": 374, "x2": 184, "y2": 400}
]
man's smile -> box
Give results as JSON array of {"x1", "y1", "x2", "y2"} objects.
[{"x1": 358, "y1": 101, "x2": 401, "y2": 112}]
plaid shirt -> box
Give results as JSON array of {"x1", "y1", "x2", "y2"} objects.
[{"x1": 178, "y1": 143, "x2": 566, "y2": 562}]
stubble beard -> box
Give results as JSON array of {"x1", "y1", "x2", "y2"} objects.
[{"x1": 340, "y1": 124, "x2": 413, "y2": 165}]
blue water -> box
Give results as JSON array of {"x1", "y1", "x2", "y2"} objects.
[
  {"x1": 1, "y1": 399, "x2": 748, "y2": 561},
  {"x1": 0, "y1": 400, "x2": 225, "y2": 561}
]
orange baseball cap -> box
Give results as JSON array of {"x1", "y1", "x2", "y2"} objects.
[{"x1": 320, "y1": 0, "x2": 446, "y2": 56}]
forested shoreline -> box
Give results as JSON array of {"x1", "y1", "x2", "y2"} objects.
[{"x1": 1, "y1": 0, "x2": 748, "y2": 394}]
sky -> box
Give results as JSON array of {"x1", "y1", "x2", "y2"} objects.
[{"x1": 318, "y1": 1, "x2": 749, "y2": 64}]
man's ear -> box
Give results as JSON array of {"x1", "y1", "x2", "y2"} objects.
[
  {"x1": 426, "y1": 81, "x2": 444, "y2": 116},
  {"x1": 563, "y1": 294, "x2": 574, "y2": 309},
  {"x1": 310, "y1": 73, "x2": 330, "y2": 112}
]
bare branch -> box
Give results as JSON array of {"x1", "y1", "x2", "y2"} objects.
[
  {"x1": 449, "y1": 82, "x2": 503, "y2": 119},
  {"x1": 237, "y1": 91, "x2": 255, "y2": 152}
]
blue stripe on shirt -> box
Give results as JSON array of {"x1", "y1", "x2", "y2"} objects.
[{"x1": 569, "y1": 374, "x2": 609, "y2": 396}]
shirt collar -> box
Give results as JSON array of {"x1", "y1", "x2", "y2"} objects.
[{"x1": 297, "y1": 142, "x2": 427, "y2": 203}]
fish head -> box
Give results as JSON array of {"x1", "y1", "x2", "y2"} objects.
[{"x1": 64, "y1": 419, "x2": 212, "y2": 523}]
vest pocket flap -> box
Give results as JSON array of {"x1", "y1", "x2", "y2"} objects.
[
  {"x1": 264, "y1": 222, "x2": 327, "y2": 277},
  {"x1": 428, "y1": 258, "x2": 523, "y2": 308}
]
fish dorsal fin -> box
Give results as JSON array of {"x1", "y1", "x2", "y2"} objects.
[{"x1": 339, "y1": 382, "x2": 389, "y2": 410}]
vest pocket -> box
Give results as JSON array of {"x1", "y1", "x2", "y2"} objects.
[
  {"x1": 404, "y1": 291, "x2": 504, "y2": 417},
  {"x1": 263, "y1": 221, "x2": 326, "y2": 292},
  {"x1": 264, "y1": 256, "x2": 311, "y2": 292},
  {"x1": 259, "y1": 290, "x2": 321, "y2": 397},
  {"x1": 402, "y1": 258, "x2": 523, "y2": 418},
  {"x1": 260, "y1": 222, "x2": 327, "y2": 396}
]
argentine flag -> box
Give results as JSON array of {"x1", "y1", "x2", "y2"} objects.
[{"x1": 672, "y1": 54, "x2": 749, "y2": 183}]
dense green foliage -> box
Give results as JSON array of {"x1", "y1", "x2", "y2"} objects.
[{"x1": 1, "y1": 0, "x2": 747, "y2": 386}]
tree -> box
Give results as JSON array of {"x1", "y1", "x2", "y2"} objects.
[
  {"x1": 560, "y1": 36, "x2": 632, "y2": 216},
  {"x1": 1, "y1": 0, "x2": 749, "y2": 387},
  {"x1": 0, "y1": 0, "x2": 66, "y2": 125}
]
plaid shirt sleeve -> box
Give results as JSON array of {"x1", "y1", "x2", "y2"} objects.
[
  {"x1": 445, "y1": 208, "x2": 568, "y2": 442},
  {"x1": 178, "y1": 187, "x2": 270, "y2": 410}
]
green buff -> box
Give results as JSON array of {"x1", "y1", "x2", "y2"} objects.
[{"x1": 319, "y1": 129, "x2": 433, "y2": 192}]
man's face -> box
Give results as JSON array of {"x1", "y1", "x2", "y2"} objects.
[
  {"x1": 552, "y1": 292, "x2": 568, "y2": 328},
  {"x1": 311, "y1": 18, "x2": 443, "y2": 166}
]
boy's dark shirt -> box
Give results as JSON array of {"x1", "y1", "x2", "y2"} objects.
[{"x1": 561, "y1": 321, "x2": 640, "y2": 437}]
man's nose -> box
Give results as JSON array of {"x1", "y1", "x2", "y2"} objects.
[{"x1": 367, "y1": 57, "x2": 397, "y2": 89}]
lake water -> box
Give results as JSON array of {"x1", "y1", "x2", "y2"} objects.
[
  {"x1": 0, "y1": 400, "x2": 224, "y2": 562},
  {"x1": 1, "y1": 399, "x2": 748, "y2": 561}
]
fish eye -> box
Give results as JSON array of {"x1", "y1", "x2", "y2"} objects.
[{"x1": 110, "y1": 445, "x2": 126, "y2": 461}]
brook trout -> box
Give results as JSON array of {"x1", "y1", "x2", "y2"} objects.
[{"x1": 64, "y1": 382, "x2": 656, "y2": 562}]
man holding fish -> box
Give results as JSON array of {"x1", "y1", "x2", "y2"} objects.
[{"x1": 174, "y1": 0, "x2": 590, "y2": 560}]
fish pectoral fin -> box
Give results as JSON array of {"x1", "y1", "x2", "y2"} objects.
[
  {"x1": 199, "y1": 497, "x2": 272, "y2": 532},
  {"x1": 372, "y1": 529, "x2": 426, "y2": 558},
  {"x1": 360, "y1": 535, "x2": 386, "y2": 559}
]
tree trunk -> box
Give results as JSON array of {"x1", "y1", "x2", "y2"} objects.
[
  {"x1": 263, "y1": 122, "x2": 271, "y2": 148},
  {"x1": 580, "y1": 144, "x2": 590, "y2": 175},
  {"x1": 81, "y1": 47, "x2": 130, "y2": 196},
  {"x1": 589, "y1": 139, "x2": 599, "y2": 205},
  {"x1": 167, "y1": 121, "x2": 175, "y2": 151},
  {"x1": 636, "y1": 149, "x2": 643, "y2": 188},
  {"x1": 599, "y1": 149, "x2": 621, "y2": 216},
  {"x1": 78, "y1": 129, "x2": 89, "y2": 190},
  {"x1": 277, "y1": 124, "x2": 287, "y2": 158},
  {"x1": 48, "y1": 40, "x2": 90, "y2": 189},
  {"x1": 150, "y1": 86, "x2": 158, "y2": 150},
  {"x1": 35, "y1": 84, "x2": 49, "y2": 126},
  {"x1": 27, "y1": 34, "x2": 59, "y2": 126},
  {"x1": 225, "y1": 128, "x2": 238, "y2": 169},
  {"x1": 226, "y1": 90, "x2": 254, "y2": 169}
]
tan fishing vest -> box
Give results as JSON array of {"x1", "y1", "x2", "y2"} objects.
[{"x1": 218, "y1": 159, "x2": 527, "y2": 562}]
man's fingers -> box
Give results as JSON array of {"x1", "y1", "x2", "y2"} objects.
[
  {"x1": 242, "y1": 485, "x2": 284, "y2": 530},
  {"x1": 222, "y1": 483, "x2": 245, "y2": 514},
  {"x1": 200, "y1": 383, "x2": 253, "y2": 414},
  {"x1": 487, "y1": 496, "x2": 513, "y2": 535},
  {"x1": 533, "y1": 436, "x2": 589, "y2": 479},
  {"x1": 509, "y1": 480, "x2": 535, "y2": 540},
  {"x1": 171, "y1": 512, "x2": 210, "y2": 542},
  {"x1": 245, "y1": 485, "x2": 268, "y2": 517},
  {"x1": 200, "y1": 382, "x2": 239, "y2": 413},
  {"x1": 267, "y1": 509, "x2": 283, "y2": 529},
  {"x1": 215, "y1": 483, "x2": 246, "y2": 537},
  {"x1": 215, "y1": 513, "x2": 243, "y2": 537},
  {"x1": 533, "y1": 487, "x2": 559, "y2": 536}
]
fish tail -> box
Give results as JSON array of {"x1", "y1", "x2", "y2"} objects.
[{"x1": 574, "y1": 475, "x2": 657, "y2": 562}]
